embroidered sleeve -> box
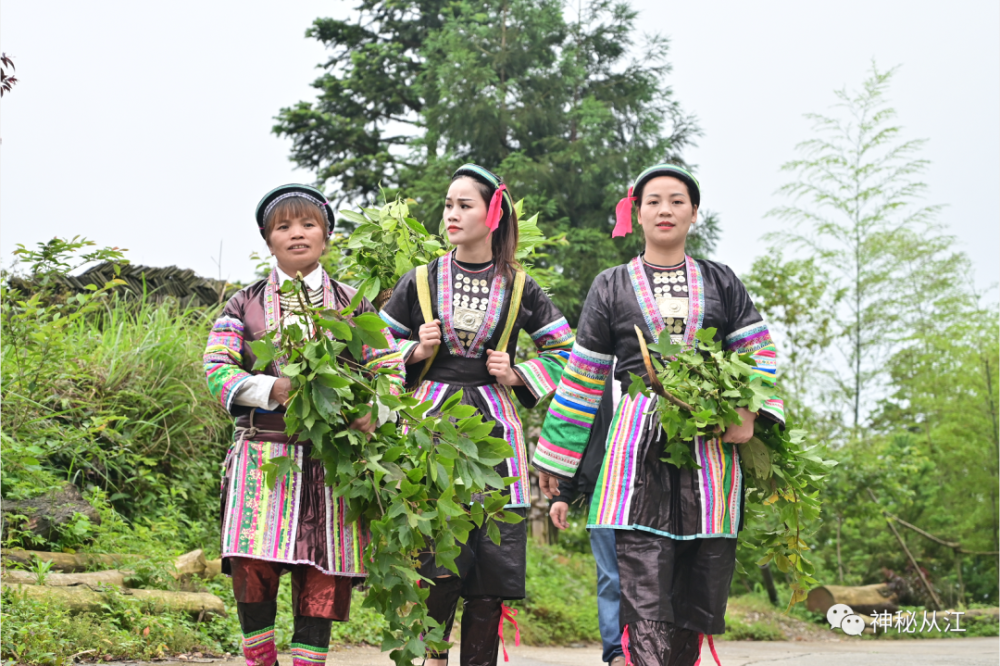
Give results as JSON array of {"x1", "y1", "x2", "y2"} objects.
[
  {"x1": 532, "y1": 274, "x2": 614, "y2": 479},
  {"x1": 722, "y1": 274, "x2": 785, "y2": 427},
  {"x1": 356, "y1": 296, "x2": 406, "y2": 397},
  {"x1": 511, "y1": 279, "x2": 575, "y2": 406},
  {"x1": 379, "y1": 270, "x2": 421, "y2": 365},
  {"x1": 204, "y1": 298, "x2": 254, "y2": 414}
]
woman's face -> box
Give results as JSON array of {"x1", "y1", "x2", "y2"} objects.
[
  {"x1": 637, "y1": 175, "x2": 698, "y2": 250},
  {"x1": 266, "y1": 214, "x2": 327, "y2": 275},
  {"x1": 444, "y1": 177, "x2": 492, "y2": 248}
]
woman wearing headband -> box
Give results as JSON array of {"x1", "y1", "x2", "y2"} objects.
[
  {"x1": 380, "y1": 164, "x2": 574, "y2": 666},
  {"x1": 532, "y1": 166, "x2": 784, "y2": 666},
  {"x1": 204, "y1": 184, "x2": 405, "y2": 666}
]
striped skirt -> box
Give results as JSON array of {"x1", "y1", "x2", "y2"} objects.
[
  {"x1": 220, "y1": 437, "x2": 369, "y2": 576},
  {"x1": 588, "y1": 392, "x2": 743, "y2": 539}
]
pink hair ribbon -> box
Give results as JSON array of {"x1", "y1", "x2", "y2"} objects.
[
  {"x1": 612, "y1": 186, "x2": 637, "y2": 238},
  {"x1": 485, "y1": 183, "x2": 508, "y2": 232},
  {"x1": 498, "y1": 603, "x2": 521, "y2": 662}
]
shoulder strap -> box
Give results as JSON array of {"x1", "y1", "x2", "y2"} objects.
[
  {"x1": 495, "y1": 270, "x2": 527, "y2": 354},
  {"x1": 415, "y1": 264, "x2": 439, "y2": 383}
]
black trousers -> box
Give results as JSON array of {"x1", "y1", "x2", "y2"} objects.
[
  {"x1": 419, "y1": 509, "x2": 526, "y2": 665},
  {"x1": 616, "y1": 530, "x2": 737, "y2": 666}
]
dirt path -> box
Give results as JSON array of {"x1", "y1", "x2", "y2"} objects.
[{"x1": 130, "y1": 637, "x2": 998, "y2": 666}]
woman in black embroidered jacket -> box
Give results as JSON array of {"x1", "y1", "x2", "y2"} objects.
[
  {"x1": 379, "y1": 164, "x2": 573, "y2": 666},
  {"x1": 532, "y1": 165, "x2": 784, "y2": 666}
]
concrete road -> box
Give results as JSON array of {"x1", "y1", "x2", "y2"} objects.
[{"x1": 150, "y1": 638, "x2": 998, "y2": 666}]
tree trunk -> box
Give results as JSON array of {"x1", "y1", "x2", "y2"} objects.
[
  {"x1": 760, "y1": 563, "x2": 779, "y2": 606},
  {"x1": 1, "y1": 583, "x2": 227, "y2": 617},
  {"x1": 836, "y1": 515, "x2": 844, "y2": 583}
]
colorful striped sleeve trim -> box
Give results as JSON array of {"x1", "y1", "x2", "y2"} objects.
[
  {"x1": 532, "y1": 343, "x2": 613, "y2": 478},
  {"x1": 725, "y1": 321, "x2": 785, "y2": 426},
  {"x1": 204, "y1": 315, "x2": 253, "y2": 410},
  {"x1": 379, "y1": 310, "x2": 410, "y2": 339},
  {"x1": 513, "y1": 317, "x2": 575, "y2": 400},
  {"x1": 397, "y1": 339, "x2": 420, "y2": 364},
  {"x1": 204, "y1": 316, "x2": 245, "y2": 365}
]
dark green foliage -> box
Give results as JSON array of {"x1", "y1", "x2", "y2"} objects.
[{"x1": 275, "y1": 0, "x2": 710, "y2": 323}]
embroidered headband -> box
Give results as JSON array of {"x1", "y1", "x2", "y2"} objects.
[
  {"x1": 452, "y1": 163, "x2": 515, "y2": 233},
  {"x1": 612, "y1": 164, "x2": 701, "y2": 238},
  {"x1": 255, "y1": 183, "x2": 336, "y2": 238}
]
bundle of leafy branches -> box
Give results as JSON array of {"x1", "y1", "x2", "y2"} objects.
[
  {"x1": 250, "y1": 279, "x2": 521, "y2": 666},
  {"x1": 333, "y1": 196, "x2": 567, "y2": 301},
  {"x1": 629, "y1": 327, "x2": 835, "y2": 609}
]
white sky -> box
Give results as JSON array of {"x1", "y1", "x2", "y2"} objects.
[{"x1": 2, "y1": 1, "x2": 997, "y2": 293}]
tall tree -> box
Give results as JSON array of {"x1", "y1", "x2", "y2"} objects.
[
  {"x1": 275, "y1": 0, "x2": 713, "y2": 321},
  {"x1": 768, "y1": 64, "x2": 965, "y2": 428}
]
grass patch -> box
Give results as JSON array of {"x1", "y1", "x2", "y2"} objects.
[{"x1": 506, "y1": 541, "x2": 599, "y2": 646}]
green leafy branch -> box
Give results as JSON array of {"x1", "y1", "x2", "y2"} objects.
[
  {"x1": 629, "y1": 327, "x2": 835, "y2": 609},
  {"x1": 248, "y1": 277, "x2": 521, "y2": 665}
]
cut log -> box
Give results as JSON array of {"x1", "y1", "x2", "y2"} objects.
[
  {"x1": 1, "y1": 569, "x2": 129, "y2": 587},
  {"x1": 806, "y1": 583, "x2": 899, "y2": 616},
  {"x1": 3, "y1": 548, "x2": 208, "y2": 579},
  {"x1": 173, "y1": 549, "x2": 207, "y2": 578},
  {"x1": 1, "y1": 583, "x2": 226, "y2": 617},
  {"x1": 204, "y1": 559, "x2": 222, "y2": 578},
  {"x1": 1, "y1": 549, "x2": 127, "y2": 572}
]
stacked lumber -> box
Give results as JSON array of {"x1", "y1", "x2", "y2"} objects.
[{"x1": 1, "y1": 548, "x2": 227, "y2": 618}]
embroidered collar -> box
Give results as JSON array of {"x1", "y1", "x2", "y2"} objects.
[
  {"x1": 437, "y1": 251, "x2": 507, "y2": 358},
  {"x1": 627, "y1": 255, "x2": 704, "y2": 348}
]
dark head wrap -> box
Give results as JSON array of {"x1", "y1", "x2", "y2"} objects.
[
  {"x1": 255, "y1": 184, "x2": 336, "y2": 238},
  {"x1": 612, "y1": 164, "x2": 701, "y2": 238},
  {"x1": 452, "y1": 164, "x2": 515, "y2": 232}
]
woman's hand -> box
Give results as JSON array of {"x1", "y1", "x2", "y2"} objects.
[
  {"x1": 269, "y1": 377, "x2": 292, "y2": 407},
  {"x1": 537, "y1": 471, "x2": 561, "y2": 499},
  {"x1": 348, "y1": 412, "x2": 377, "y2": 434},
  {"x1": 722, "y1": 407, "x2": 757, "y2": 444},
  {"x1": 408, "y1": 319, "x2": 442, "y2": 363},
  {"x1": 549, "y1": 502, "x2": 569, "y2": 530},
  {"x1": 485, "y1": 349, "x2": 524, "y2": 386}
]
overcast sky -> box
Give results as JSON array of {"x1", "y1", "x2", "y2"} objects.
[{"x1": 2, "y1": 1, "x2": 997, "y2": 293}]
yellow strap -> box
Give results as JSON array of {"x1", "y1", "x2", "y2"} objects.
[
  {"x1": 495, "y1": 270, "x2": 526, "y2": 354},
  {"x1": 415, "y1": 264, "x2": 439, "y2": 383}
]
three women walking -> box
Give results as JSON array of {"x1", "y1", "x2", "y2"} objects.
[{"x1": 206, "y1": 163, "x2": 781, "y2": 666}]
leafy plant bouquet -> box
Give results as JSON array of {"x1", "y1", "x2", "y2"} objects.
[
  {"x1": 629, "y1": 327, "x2": 835, "y2": 608},
  {"x1": 337, "y1": 197, "x2": 444, "y2": 308},
  {"x1": 250, "y1": 280, "x2": 522, "y2": 665},
  {"x1": 334, "y1": 195, "x2": 567, "y2": 305}
]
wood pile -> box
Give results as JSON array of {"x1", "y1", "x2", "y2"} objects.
[{"x1": 1, "y1": 548, "x2": 227, "y2": 619}]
